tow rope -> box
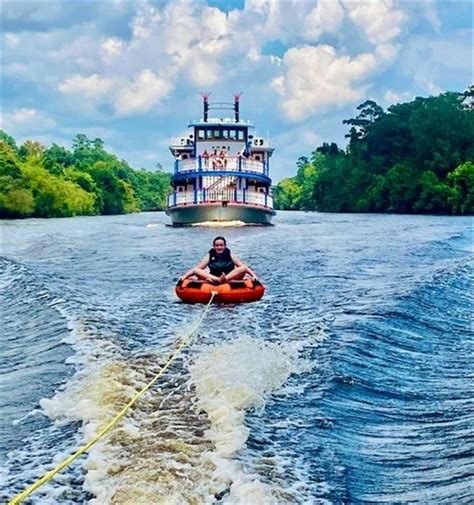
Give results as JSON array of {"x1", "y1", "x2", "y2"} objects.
[{"x1": 9, "y1": 291, "x2": 218, "y2": 505}]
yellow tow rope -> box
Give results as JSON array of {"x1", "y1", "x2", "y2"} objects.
[{"x1": 9, "y1": 291, "x2": 218, "y2": 505}]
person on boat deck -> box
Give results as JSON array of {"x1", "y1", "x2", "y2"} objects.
[{"x1": 180, "y1": 236, "x2": 258, "y2": 284}]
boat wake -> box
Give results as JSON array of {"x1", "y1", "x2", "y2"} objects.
[
  {"x1": 190, "y1": 221, "x2": 249, "y2": 227},
  {"x1": 6, "y1": 313, "x2": 306, "y2": 503}
]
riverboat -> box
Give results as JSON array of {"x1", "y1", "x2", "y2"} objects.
[{"x1": 165, "y1": 93, "x2": 276, "y2": 225}]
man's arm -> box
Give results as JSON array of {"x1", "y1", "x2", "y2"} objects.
[{"x1": 231, "y1": 253, "x2": 259, "y2": 279}]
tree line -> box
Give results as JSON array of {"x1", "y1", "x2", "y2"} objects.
[
  {"x1": 274, "y1": 89, "x2": 474, "y2": 215},
  {"x1": 0, "y1": 132, "x2": 171, "y2": 218}
]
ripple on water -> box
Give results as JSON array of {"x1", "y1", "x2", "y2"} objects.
[{"x1": 1, "y1": 214, "x2": 472, "y2": 504}]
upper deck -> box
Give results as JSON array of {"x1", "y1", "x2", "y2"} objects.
[
  {"x1": 188, "y1": 117, "x2": 254, "y2": 128},
  {"x1": 173, "y1": 156, "x2": 270, "y2": 178},
  {"x1": 169, "y1": 94, "x2": 274, "y2": 186}
]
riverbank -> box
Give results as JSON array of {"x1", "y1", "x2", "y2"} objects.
[{"x1": 0, "y1": 131, "x2": 171, "y2": 219}]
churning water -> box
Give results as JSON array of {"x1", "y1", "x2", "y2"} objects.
[{"x1": 1, "y1": 211, "x2": 473, "y2": 504}]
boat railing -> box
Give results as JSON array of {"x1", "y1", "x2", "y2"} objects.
[
  {"x1": 167, "y1": 189, "x2": 273, "y2": 209},
  {"x1": 175, "y1": 156, "x2": 269, "y2": 176},
  {"x1": 189, "y1": 118, "x2": 254, "y2": 126}
]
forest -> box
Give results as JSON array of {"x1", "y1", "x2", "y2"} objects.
[
  {"x1": 274, "y1": 90, "x2": 473, "y2": 215},
  {"x1": 0, "y1": 132, "x2": 171, "y2": 218}
]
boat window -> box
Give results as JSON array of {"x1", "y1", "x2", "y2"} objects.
[
  {"x1": 213, "y1": 130, "x2": 221, "y2": 139},
  {"x1": 228, "y1": 129, "x2": 237, "y2": 140},
  {"x1": 198, "y1": 129, "x2": 205, "y2": 140},
  {"x1": 222, "y1": 130, "x2": 229, "y2": 139},
  {"x1": 237, "y1": 130, "x2": 244, "y2": 140}
]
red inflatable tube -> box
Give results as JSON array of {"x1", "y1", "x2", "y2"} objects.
[{"x1": 175, "y1": 278, "x2": 265, "y2": 304}]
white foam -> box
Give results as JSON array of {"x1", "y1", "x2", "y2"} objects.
[
  {"x1": 189, "y1": 335, "x2": 302, "y2": 502},
  {"x1": 190, "y1": 220, "x2": 248, "y2": 227},
  {"x1": 24, "y1": 313, "x2": 310, "y2": 504}
]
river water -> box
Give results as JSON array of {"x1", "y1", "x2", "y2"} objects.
[{"x1": 1, "y1": 211, "x2": 472, "y2": 504}]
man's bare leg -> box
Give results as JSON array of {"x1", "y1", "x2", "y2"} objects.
[
  {"x1": 223, "y1": 266, "x2": 254, "y2": 282},
  {"x1": 183, "y1": 268, "x2": 221, "y2": 283}
]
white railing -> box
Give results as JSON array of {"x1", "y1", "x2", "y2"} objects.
[
  {"x1": 190, "y1": 118, "x2": 254, "y2": 126},
  {"x1": 170, "y1": 138, "x2": 194, "y2": 147},
  {"x1": 175, "y1": 156, "x2": 267, "y2": 175},
  {"x1": 167, "y1": 190, "x2": 273, "y2": 209},
  {"x1": 177, "y1": 159, "x2": 198, "y2": 172}
]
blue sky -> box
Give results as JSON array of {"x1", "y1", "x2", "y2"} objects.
[{"x1": 2, "y1": 0, "x2": 472, "y2": 181}]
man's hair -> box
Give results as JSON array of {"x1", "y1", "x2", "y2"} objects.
[{"x1": 213, "y1": 236, "x2": 227, "y2": 246}]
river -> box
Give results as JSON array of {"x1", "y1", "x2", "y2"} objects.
[{"x1": 1, "y1": 211, "x2": 473, "y2": 504}]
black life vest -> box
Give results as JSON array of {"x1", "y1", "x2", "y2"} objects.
[{"x1": 208, "y1": 248, "x2": 235, "y2": 276}]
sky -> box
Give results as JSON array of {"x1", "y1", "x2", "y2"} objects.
[{"x1": 2, "y1": 0, "x2": 472, "y2": 181}]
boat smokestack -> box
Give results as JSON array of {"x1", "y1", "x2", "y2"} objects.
[
  {"x1": 201, "y1": 92, "x2": 210, "y2": 122},
  {"x1": 233, "y1": 92, "x2": 242, "y2": 122}
]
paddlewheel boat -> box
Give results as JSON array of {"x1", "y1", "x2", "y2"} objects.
[{"x1": 166, "y1": 93, "x2": 276, "y2": 225}]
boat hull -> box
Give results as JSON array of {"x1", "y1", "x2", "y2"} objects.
[{"x1": 166, "y1": 203, "x2": 275, "y2": 225}]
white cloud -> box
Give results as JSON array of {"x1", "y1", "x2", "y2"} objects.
[
  {"x1": 303, "y1": 1, "x2": 345, "y2": 42},
  {"x1": 9, "y1": 108, "x2": 39, "y2": 123},
  {"x1": 384, "y1": 89, "x2": 412, "y2": 105},
  {"x1": 114, "y1": 69, "x2": 172, "y2": 115},
  {"x1": 58, "y1": 74, "x2": 116, "y2": 98},
  {"x1": 130, "y1": 3, "x2": 162, "y2": 40},
  {"x1": 399, "y1": 32, "x2": 471, "y2": 96},
  {"x1": 375, "y1": 43, "x2": 399, "y2": 61},
  {"x1": 1, "y1": 108, "x2": 56, "y2": 134},
  {"x1": 101, "y1": 37, "x2": 124, "y2": 61},
  {"x1": 8, "y1": 0, "x2": 404, "y2": 121},
  {"x1": 419, "y1": 0, "x2": 442, "y2": 32},
  {"x1": 343, "y1": 0, "x2": 408, "y2": 45},
  {"x1": 4, "y1": 33, "x2": 20, "y2": 47},
  {"x1": 243, "y1": 0, "x2": 283, "y2": 41},
  {"x1": 2, "y1": 2, "x2": 65, "y2": 25},
  {"x1": 3, "y1": 62, "x2": 30, "y2": 76},
  {"x1": 2, "y1": 0, "x2": 468, "y2": 179},
  {"x1": 60, "y1": 126, "x2": 114, "y2": 141},
  {"x1": 271, "y1": 126, "x2": 323, "y2": 181},
  {"x1": 272, "y1": 44, "x2": 377, "y2": 121}
]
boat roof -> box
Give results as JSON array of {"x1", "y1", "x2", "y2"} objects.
[{"x1": 188, "y1": 118, "x2": 254, "y2": 128}]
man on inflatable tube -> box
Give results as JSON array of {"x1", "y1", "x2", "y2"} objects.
[
  {"x1": 176, "y1": 236, "x2": 264, "y2": 304},
  {"x1": 178, "y1": 236, "x2": 259, "y2": 285}
]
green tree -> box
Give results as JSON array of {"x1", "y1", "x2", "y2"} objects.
[
  {"x1": 132, "y1": 169, "x2": 172, "y2": 211},
  {"x1": 343, "y1": 100, "x2": 385, "y2": 138},
  {"x1": 22, "y1": 160, "x2": 96, "y2": 217},
  {"x1": 0, "y1": 130, "x2": 19, "y2": 153},
  {"x1": 44, "y1": 144, "x2": 75, "y2": 175},
  {"x1": 87, "y1": 161, "x2": 138, "y2": 214},
  {"x1": 414, "y1": 171, "x2": 454, "y2": 214},
  {"x1": 448, "y1": 161, "x2": 474, "y2": 214},
  {"x1": 273, "y1": 177, "x2": 303, "y2": 210},
  {"x1": 0, "y1": 140, "x2": 22, "y2": 178},
  {"x1": 408, "y1": 93, "x2": 473, "y2": 176},
  {"x1": 0, "y1": 131, "x2": 172, "y2": 219},
  {"x1": 18, "y1": 140, "x2": 45, "y2": 162},
  {"x1": 0, "y1": 184, "x2": 35, "y2": 217}
]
